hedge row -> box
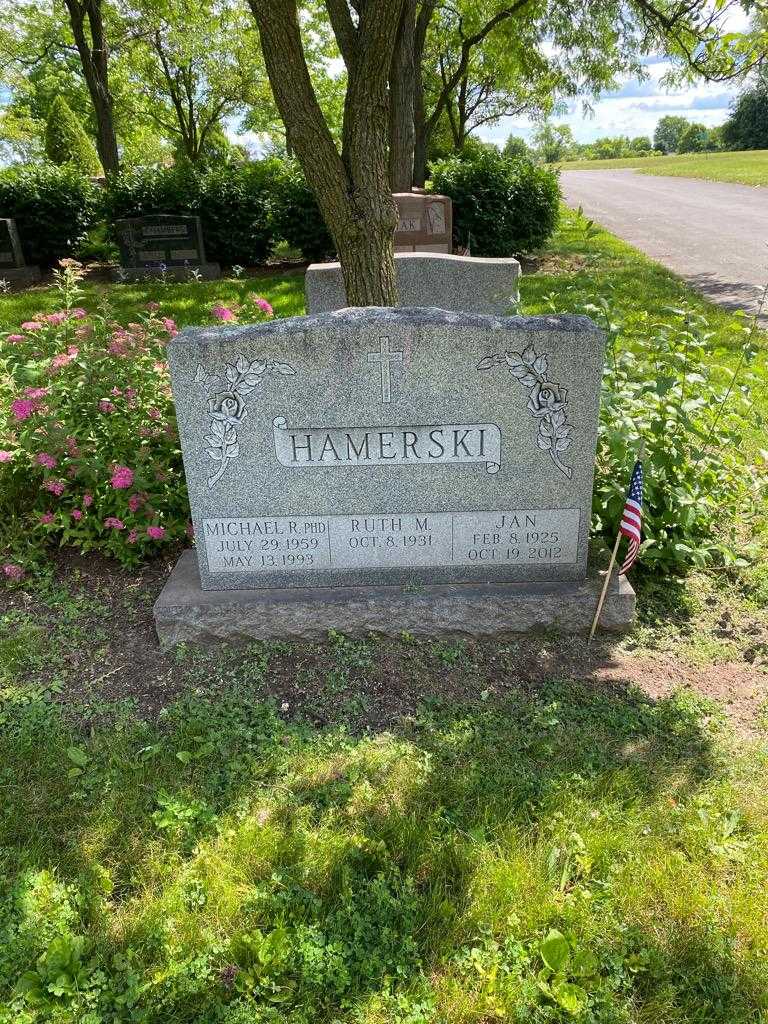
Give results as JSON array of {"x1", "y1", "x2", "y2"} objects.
[
  {"x1": 0, "y1": 152, "x2": 559, "y2": 268},
  {"x1": 103, "y1": 161, "x2": 334, "y2": 266},
  {"x1": 0, "y1": 160, "x2": 334, "y2": 268},
  {"x1": 0, "y1": 165, "x2": 102, "y2": 267}
]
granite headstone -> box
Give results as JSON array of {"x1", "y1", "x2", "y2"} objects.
[
  {"x1": 305, "y1": 252, "x2": 520, "y2": 316},
  {"x1": 154, "y1": 307, "x2": 634, "y2": 643},
  {"x1": 0, "y1": 218, "x2": 41, "y2": 286},
  {"x1": 114, "y1": 214, "x2": 220, "y2": 281}
]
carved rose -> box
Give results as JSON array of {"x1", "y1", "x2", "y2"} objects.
[
  {"x1": 208, "y1": 391, "x2": 246, "y2": 425},
  {"x1": 527, "y1": 381, "x2": 567, "y2": 418}
]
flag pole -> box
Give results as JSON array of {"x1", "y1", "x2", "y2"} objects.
[
  {"x1": 588, "y1": 440, "x2": 645, "y2": 642},
  {"x1": 588, "y1": 531, "x2": 622, "y2": 642}
]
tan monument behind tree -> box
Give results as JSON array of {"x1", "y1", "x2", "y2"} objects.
[{"x1": 393, "y1": 191, "x2": 453, "y2": 253}]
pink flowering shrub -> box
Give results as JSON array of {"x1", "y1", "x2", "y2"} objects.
[
  {"x1": 1, "y1": 265, "x2": 280, "y2": 576},
  {"x1": 1, "y1": 262, "x2": 192, "y2": 570}
]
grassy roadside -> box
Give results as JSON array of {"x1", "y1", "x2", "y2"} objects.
[{"x1": 558, "y1": 149, "x2": 768, "y2": 186}]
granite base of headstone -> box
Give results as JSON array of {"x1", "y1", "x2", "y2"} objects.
[
  {"x1": 113, "y1": 214, "x2": 220, "y2": 282},
  {"x1": 155, "y1": 550, "x2": 634, "y2": 648},
  {"x1": 153, "y1": 307, "x2": 635, "y2": 646},
  {"x1": 0, "y1": 218, "x2": 42, "y2": 286},
  {"x1": 305, "y1": 252, "x2": 521, "y2": 316}
]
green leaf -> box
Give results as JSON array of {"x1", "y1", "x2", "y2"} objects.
[
  {"x1": 66, "y1": 746, "x2": 89, "y2": 767},
  {"x1": 552, "y1": 980, "x2": 588, "y2": 1014},
  {"x1": 541, "y1": 929, "x2": 570, "y2": 973},
  {"x1": 176, "y1": 750, "x2": 192, "y2": 764}
]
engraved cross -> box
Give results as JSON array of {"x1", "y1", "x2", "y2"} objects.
[{"x1": 367, "y1": 336, "x2": 403, "y2": 404}]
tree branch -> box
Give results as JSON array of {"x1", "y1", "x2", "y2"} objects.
[{"x1": 325, "y1": 0, "x2": 357, "y2": 67}]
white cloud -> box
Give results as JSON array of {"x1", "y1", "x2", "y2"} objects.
[{"x1": 481, "y1": 53, "x2": 737, "y2": 144}]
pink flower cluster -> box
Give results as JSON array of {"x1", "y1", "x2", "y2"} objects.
[
  {"x1": 35, "y1": 452, "x2": 57, "y2": 469},
  {"x1": 111, "y1": 465, "x2": 134, "y2": 490},
  {"x1": 0, "y1": 451, "x2": 12, "y2": 463},
  {"x1": 253, "y1": 296, "x2": 273, "y2": 315},
  {"x1": 104, "y1": 516, "x2": 124, "y2": 530},
  {"x1": 3, "y1": 564, "x2": 24, "y2": 581},
  {"x1": 11, "y1": 386, "x2": 50, "y2": 421},
  {"x1": 49, "y1": 346, "x2": 79, "y2": 373},
  {"x1": 212, "y1": 305, "x2": 235, "y2": 322},
  {"x1": 42, "y1": 479, "x2": 65, "y2": 496}
]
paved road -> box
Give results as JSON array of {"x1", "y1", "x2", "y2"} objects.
[{"x1": 560, "y1": 169, "x2": 768, "y2": 320}]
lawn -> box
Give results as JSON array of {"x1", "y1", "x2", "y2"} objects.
[
  {"x1": 0, "y1": 267, "x2": 307, "y2": 331},
  {"x1": 558, "y1": 149, "x2": 768, "y2": 187},
  {"x1": 1, "y1": 211, "x2": 767, "y2": 1023}
]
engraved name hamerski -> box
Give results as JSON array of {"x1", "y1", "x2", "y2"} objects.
[
  {"x1": 195, "y1": 353, "x2": 297, "y2": 489},
  {"x1": 272, "y1": 417, "x2": 501, "y2": 474},
  {"x1": 477, "y1": 344, "x2": 574, "y2": 479}
]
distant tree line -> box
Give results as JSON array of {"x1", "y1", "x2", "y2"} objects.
[{"x1": 521, "y1": 76, "x2": 768, "y2": 164}]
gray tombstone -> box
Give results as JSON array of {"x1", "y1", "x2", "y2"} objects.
[
  {"x1": 305, "y1": 252, "x2": 520, "y2": 316},
  {"x1": 0, "y1": 218, "x2": 41, "y2": 286},
  {"x1": 113, "y1": 214, "x2": 220, "y2": 281},
  {"x1": 154, "y1": 307, "x2": 634, "y2": 645}
]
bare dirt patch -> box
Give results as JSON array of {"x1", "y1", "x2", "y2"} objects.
[{"x1": 3, "y1": 551, "x2": 766, "y2": 737}]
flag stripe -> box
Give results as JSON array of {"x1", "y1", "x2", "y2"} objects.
[{"x1": 617, "y1": 459, "x2": 644, "y2": 576}]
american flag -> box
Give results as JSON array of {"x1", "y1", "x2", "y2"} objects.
[{"x1": 618, "y1": 459, "x2": 644, "y2": 575}]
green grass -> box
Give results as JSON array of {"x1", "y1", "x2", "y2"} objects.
[
  {"x1": 1, "y1": 604, "x2": 767, "y2": 1023},
  {"x1": 1, "y1": 213, "x2": 767, "y2": 1021},
  {"x1": 558, "y1": 149, "x2": 768, "y2": 186},
  {"x1": 0, "y1": 269, "x2": 306, "y2": 331}
]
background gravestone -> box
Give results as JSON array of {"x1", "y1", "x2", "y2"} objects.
[
  {"x1": 113, "y1": 214, "x2": 220, "y2": 281},
  {"x1": 155, "y1": 307, "x2": 634, "y2": 645},
  {"x1": 305, "y1": 251, "x2": 520, "y2": 316},
  {"x1": 0, "y1": 218, "x2": 41, "y2": 286},
  {"x1": 393, "y1": 192, "x2": 452, "y2": 252}
]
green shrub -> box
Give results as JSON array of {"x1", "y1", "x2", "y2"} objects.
[
  {"x1": 429, "y1": 149, "x2": 560, "y2": 256},
  {"x1": 271, "y1": 161, "x2": 335, "y2": 262},
  {"x1": 103, "y1": 161, "x2": 280, "y2": 266},
  {"x1": 198, "y1": 161, "x2": 280, "y2": 266},
  {"x1": 591, "y1": 303, "x2": 766, "y2": 570},
  {"x1": 0, "y1": 164, "x2": 101, "y2": 266},
  {"x1": 44, "y1": 95, "x2": 102, "y2": 176}
]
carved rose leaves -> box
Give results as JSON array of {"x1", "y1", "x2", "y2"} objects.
[
  {"x1": 195, "y1": 354, "x2": 296, "y2": 488},
  {"x1": 477, "y1": 344, "x2": 574, "y2": 479}
]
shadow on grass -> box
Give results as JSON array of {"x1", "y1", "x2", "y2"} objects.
[{"x1": 2, "y1": 666, "x2": 758, "y2": 1022}]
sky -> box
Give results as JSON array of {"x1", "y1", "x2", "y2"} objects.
[
  {"x1": 480, "y1": 7, "x2": 751, "y2": 147},
  {"x1": 480, "y1": 58, "x2": 739, "y2": 147}
]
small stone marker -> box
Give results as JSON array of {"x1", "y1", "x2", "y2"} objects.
[
  {"x1": 154, "y1": 307, "x2": 635, "y2": 645},
  {"x1": 113, "y1": 214, "x2": 220, "y2": 281},
  {"x1": 305, "y1": 251, "x2": 520, "y2": 316},
  {"x1": 394, "y1": 192, "x2": 452, "y2": 252},
  {"x1": 0, "y1": 218, "x2": 41, "y2": 286}
]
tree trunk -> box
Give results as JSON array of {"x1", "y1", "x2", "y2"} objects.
[
  {"x1": 411, "y1": 0, "x2": 435, "y2": 187},
  {"x1": 249, "y1": 0, "x2": 403, "y2": 306},
  {"x1": 388, "y1": 0, "x2": 417, "y2": 191},
  {"x1": 337, "y1": 217, "x2": 398, "y2": 307},
  {"x1": 64, "y1": 0, "x2": 120, "y2": 175}
]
